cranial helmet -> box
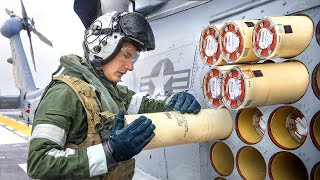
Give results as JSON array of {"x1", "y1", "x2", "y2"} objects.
[{"x1": 83, "y1": 11, "x2": 155, "y2": 68}]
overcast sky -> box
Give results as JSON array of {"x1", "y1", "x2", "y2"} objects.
[{"x1": 0, "y1": 0, "x2": 85, "y2": 95}]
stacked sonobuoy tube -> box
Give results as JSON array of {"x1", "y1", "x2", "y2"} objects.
[
  {"x1": 199, "y1": 24, "x2": 226, "y2": 66},
  {"x1": 199, "y1": 15, "x2": 313, "y2": 109},
  {"x1": 198, "y1": 14, "x2": 317, "y2": 180},
  {"x1": 222, "y1": 61, "x2": 309, "y2": 109},
  {"x1": 125, "y1": 108, "x2": 233, "y2": 150},
  {"x1": 220, "y1": 20, "x2": 260, "y2": 63},
  {"x1": 203, "y1": 65, "x2": 234, "y2": 109},
  {"x1": 253, "y1": 16, "x2": 314, "y2": 59}
]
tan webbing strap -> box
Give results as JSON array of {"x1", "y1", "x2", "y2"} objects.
[
  {"x1": 105, "y1": 159, "x2": 135, "y2": 180},
  {"x1": 53, "y1": 74, "x2": 102, "y2": 147}
]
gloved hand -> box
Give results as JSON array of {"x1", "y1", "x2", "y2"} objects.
[
  {"x1": 165, "y1": 92, "x2": 201, "y2": 114},
  {"x1": 107, "y1": 110, "x2": 156, "y2": 162}
]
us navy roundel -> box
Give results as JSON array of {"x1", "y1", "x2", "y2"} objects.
[{"x1": 140, "y1": 58, "x2": 191, "y2": 95}]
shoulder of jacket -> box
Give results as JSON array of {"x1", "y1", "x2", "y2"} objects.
[{"x1": 45, "y1": 80, "x2": 79, "y2": 98}]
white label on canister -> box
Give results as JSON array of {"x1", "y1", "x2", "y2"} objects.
[
  {"x1": 209, "y1": 77, "x2": 221, "y2": 98},
  {"x1": 227, "y1": 78, "x2": 241, "y2": 99},
  {"x1": 258, "y1": 28, "x2": 273, "y2": 49},
  {"x1": 295, "y1": 117, "x2": 308, "y2": 136},
  {"x1": 205, "y1": 35, "x2": 218, "y2": 57},
  {"x1": 225, "y1": 32, "x2": 239, "y2": 53}
]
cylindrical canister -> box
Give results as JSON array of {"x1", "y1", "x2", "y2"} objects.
[
  {"x1": 269, "y1": 151, "x2": 308, "y2": 180},
  {"x1": 199, "y1": 24, "x2": 226, "y2": 66},
  {"x1": 268, "y1": 106, "x2": 307, "y2": 150},
  {"x1": 253, "y1": 16, "x2": 314, "y2": 59},
  {"x1": 236, "y1": 107, "x2": 266, "y2": 144},
  {"x1": 220, "y1": 20, "x2": 261, "y2": 63},
  {"x1": 310, "y1": 111, "x2": 320, "y2": 151},
  {"x1": 125, "y1": 108, "x2": 233, "y2": 150},
  {"x1": 236, "y1": 146, "x2": 267, "y2": 180},
  {"x1": 222, "y1": 61, "x2": 309, "y2": 109},
  {"x1": 312, "y1": 62, "x2": 320, "y2": 100},
  {"x1": 311, "y1": 162, "x2": 320, "y2": 180},
  {"x1": 210, "y1": 142, "x2": 234, "y2": 176},
  {"x1": 203, "y1": 65, "x2": 234, "y2": 108}
]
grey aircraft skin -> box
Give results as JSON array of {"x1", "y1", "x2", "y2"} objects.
[{"x1": 1, "y1": 0, "x2": 320, "y2": 179}]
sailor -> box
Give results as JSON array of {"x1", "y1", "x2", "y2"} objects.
[{"x1": 27, "y1": 11, "x2": 201, "y2": 179}]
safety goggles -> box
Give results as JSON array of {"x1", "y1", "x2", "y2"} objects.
[{"x1": 120, "y1": 47, "x2": 140, "y2": 64}]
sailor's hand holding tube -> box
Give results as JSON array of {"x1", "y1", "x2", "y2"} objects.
[
  {"x1": 106, "y1": 110, "x2": 156, "y2": 162},
  {"x1": 165, "y1": 92, "x2": 201, "y2": 114}
]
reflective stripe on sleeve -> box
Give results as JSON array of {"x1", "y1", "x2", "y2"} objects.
[
  {"x1": 127, "y1": 92, "x2": 148, "y2": 114},
  {"x1": 31, "y1": 124, "x2": 67, "y2": 147},
  {"x1": 87, "y1": 144, "x2": 108, "y2": 177},
  {"x1": 46, "y1": 148, "x2": 75, "y2": 158}
]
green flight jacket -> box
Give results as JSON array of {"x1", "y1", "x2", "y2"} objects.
[{"x1": 27, "y1": 55, "x2": 166, "y2": 179}]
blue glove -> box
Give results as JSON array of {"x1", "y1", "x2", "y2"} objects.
[
  {"x1": 107, "y1": 110, "x2": 156, "y2": 162},
  {"x1": 165, "y1": 92, "x2": 201, "y2": 114}
]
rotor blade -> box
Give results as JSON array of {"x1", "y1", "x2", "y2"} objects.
[
  {"x1": 5, "y1": 8, "x2": 14, "y2": 16},
  {"x1": 27, "y1": 30, "x2": 37, "y2": 72},
  {"x1": 29, "y1": 26, "x2": 53, "y2": 47},
  {"x1": 20, "y1": 0, "x2": 28, "y2": 19},
  {"x1": 6, "y1": 8, "x2": 23, "y2": 21}
]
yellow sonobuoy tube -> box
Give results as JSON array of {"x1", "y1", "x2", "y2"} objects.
[{"x1": 125, "y1": 108, "x2": 233, "y2": 150}]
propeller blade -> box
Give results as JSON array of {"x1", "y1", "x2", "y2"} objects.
[
  {"x1": 20, "y1": 0, "x2": 28, "y2": 19},
  {"x1": 27, "y1": 30, "x2": 37, "y2": 72},
  {"x1": 29, "y1": 26, "x2": 53, "y2": 47}
]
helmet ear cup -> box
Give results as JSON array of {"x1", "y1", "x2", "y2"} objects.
[{"x1": 93, "y1": 45, "x2": 101, "y2": 53}]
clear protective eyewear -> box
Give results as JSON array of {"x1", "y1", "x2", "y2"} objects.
[{"x1": 120, "y1": 47, "x2": 140, "y2": 64}]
